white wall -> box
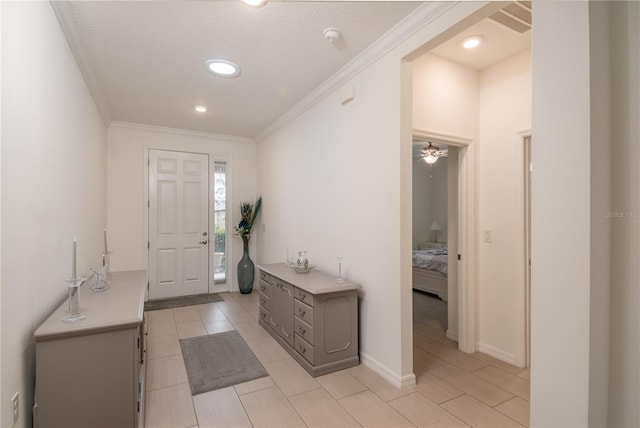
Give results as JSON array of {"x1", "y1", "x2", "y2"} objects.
[
  {"x1": 1, "y1": 3, "x2": 107, "y2": 427},
  {"x1": 412, "y1": 54, "x2": 479, "y2": 139},
  {"x1": 257, "y1": 56, "x2": 408, "y2": 380},
  {"x1": 477, "y1": 50, "x2": 531, "y2": 365},
  {"x1": 587, "y1": 2, "x2": 612, "y2": 424},
  {"x1": 607, "y1": 1, "x2": 639, "y2": 426},
  {"x1": 530, "y1": 2, "x2": 592, "y2": 425},
  {"x1": 412, "y1": 157, "x2": 447, "y2": 248},
  {"x1": 106, "y1": 123, "x2": 257, "y2": 292},
  {"x1": 412, "y1": 159, "x2": 432, "y2": 248},
  {"x1": 430, "y1": 159, "x2": 448, "y2": 243}
]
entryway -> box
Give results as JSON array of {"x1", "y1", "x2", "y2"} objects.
[{"x1": 148, "y1": 149, "x2": 210, "y2": 299}]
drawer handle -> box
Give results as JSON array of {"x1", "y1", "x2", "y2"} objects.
[
  {"x1": 260, "y1": 298, "x2": 266, "y2": 305},
  {"x1": 298, "y1": 344, "x2": 306, "y2": 353},
  {"x1": 299, "y1": 292, "x2": 306, "y2": 299},
  {"x1": 298, "y1": 326, "x2": 306, "y2": 334},
  {"x1": 298, "y1": 308, "x2": 305, "y2": 316},
  {"x1": 260, "y1": 284, "x2": 265, "y2": 291},
  {"x1": 261, "y1": 311, "x2": 266, "y2": 318}
]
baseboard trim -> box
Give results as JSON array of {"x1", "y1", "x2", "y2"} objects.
[
  {"x1": 446, "y1": 329, "x2": 458, "y2": 342},
  {"x1": 360, "y1": 352, "x2": 416, "y2": 388},
  {"x1": 476, "y1": 342, "x2": 518, "y2": 366}
]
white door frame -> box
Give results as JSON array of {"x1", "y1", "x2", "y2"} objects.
[
  {"x1": 143, "y1": 146, "x2": 232, "y2": 299},
  {"x1": 413, "y1": 129, "x2": 476, "y2": 353},
  {"x1": 520, "y1": 130, "x2": 532, "y2": 368},
  {"x1": 147, "y1": 149, "x2": 210, "y2": 299}
]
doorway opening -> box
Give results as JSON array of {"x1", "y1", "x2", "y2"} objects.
[
  {"x1": 405, "y1": 2, "x2": 532, "y2": 377},
  {"x1": 411, "y1": 132, "x2": 467, "y2": 347}
]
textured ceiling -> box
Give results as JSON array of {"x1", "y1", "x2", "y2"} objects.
[{"x1": 61, "y1": 1, "x2": 422, "y2": 138}]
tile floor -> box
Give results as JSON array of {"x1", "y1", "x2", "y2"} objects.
[{"x1": 144, "y1": 290, "x2": 530, "y2": 427}]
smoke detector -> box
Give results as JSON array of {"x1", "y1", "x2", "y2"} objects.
[{"x1": 323, "y1": 27, "x2": 340, "y2": 43}]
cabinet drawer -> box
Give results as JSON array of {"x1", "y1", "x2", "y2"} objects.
[
  {"x1": 258, "y1": 279, "x2": 269, "y2": 294},
  {"x1": 259, "y1": 306, "x2": 270, "y2": 324},
  {"x1": 294, "y1": 300, "x2": 313, "y2": 325},
  {"x1": 294, "y1": 288, "x2": 313, "y2": 306},
  {"x1": 294, "y1": 317, "x2": 313, "y2": 344},
  {"x1": 258, "y1": 270, "x2": 271, "y2": 282},
  {"x1": 258, "y1": 292, "x2": 269, "y2": 310},
  {"x1": 295, "y1": 334, "x2": 314, "y2": 364}
]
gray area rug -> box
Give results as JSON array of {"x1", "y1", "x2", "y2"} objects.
[
  {"x1": 144, "y1": 293, "x2": 223, "y2": 311},
  {"x1": 180, "y1": 331, "x2": 268, "y2": 395}
]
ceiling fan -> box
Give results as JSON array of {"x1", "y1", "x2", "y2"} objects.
[{"x1": 416, "y1": 142, "x2": 448, "y2": 165}]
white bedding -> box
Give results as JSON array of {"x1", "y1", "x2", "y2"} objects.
[{"x1": 412, "y1": 248, "x2": 448, "y2": 277}]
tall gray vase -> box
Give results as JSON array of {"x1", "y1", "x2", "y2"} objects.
[{"x1": 237, "y1": 234, "x2": 255, "y2": 294}]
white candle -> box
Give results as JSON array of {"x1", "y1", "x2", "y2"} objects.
[
  {"x1": 72, "y1": 239, "x2": 77, "y2": 280},
  {"x1": 103, "y1": 229, "x2": 108, "y2": 254}
]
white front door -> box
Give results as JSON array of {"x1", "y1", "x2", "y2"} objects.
[{"x1": 148, "y1": 149, "x2": 209, "y2": 299}]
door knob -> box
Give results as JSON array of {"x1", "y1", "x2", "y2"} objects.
[{"x1": 199, "y1": 240, "x2": 208, "y2": 245}]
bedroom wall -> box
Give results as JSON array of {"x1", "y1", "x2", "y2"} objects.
[
  {"x1": 1, "y1": 3, "x2": 107, "y2": 427},
  {"x1": 412, "y1": 157, "x2": 447, "y2": 248},
  {"x1": 106, "y1": 123, "x2": 257, "y2": 292},
  {"x1": 430, "y1": 158, "x2": 448, "y2": 243},
  {"x1": 412, "y1": 157, "x2": 432, "y2": 248},
  {"x1": 477, "y1": 49, "x2": 531, "y2": 364}
]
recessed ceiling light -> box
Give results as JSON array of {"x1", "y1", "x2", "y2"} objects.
[
  {"x1": 194, "y1": 105, "x2": 207, "y2": 113},
  {"x1": 462, "y1": 36, "x2": 483, "y2": 49},
  {"x1": 241, "y1": 0, "x2": 267, "y2": 7},
  {"x1": 206, "y1": 59, "x2": 241, "y2": 78}
]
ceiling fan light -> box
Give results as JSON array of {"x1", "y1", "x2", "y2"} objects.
[{"x1": 424, "y1": 154, "x2": 439, "y2": 164}]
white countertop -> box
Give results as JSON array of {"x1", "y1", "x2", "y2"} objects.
[
  {"x1": 35, "y1": 270, "x2": 146, "y2": 340},
  {"x1": 258, "y1": 263, "x2": 361, "y2": 294}
]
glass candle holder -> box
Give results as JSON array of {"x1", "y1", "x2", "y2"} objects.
[
  {"x1": 336, "y1": 257, "x2": 345, "y2": 284},
  {"x1": 63, "y1": 278, "x2": 86, "y2": 323}
]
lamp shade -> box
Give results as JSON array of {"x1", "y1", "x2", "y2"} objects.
[{"x1": 430, "y1": 220, "x2": 441, "y2": 231}]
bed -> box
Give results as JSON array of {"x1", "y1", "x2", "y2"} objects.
[{"x1": 412, "y1": 246, "x2": 448, "y2": 301}]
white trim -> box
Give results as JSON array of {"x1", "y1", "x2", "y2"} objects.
[
  {"x1": 256, "y1": 2, "x2": 456, "y2": 142},
  {"x1": 412, "y1": 129, "x2": 474, "y2": 147},
  {"x1": 360, "y1": 353, "x2": 416, "y2": 389},
  {"x1": 446, "y1": 330, "x2": 459, "y2": 342},
  {"x1": 50, "y1": 1, "x2": 112, "y2": 126},
  {"x1": 144, "y1": 147, "x2": 234, "y2": 301},
  {"x1": 477, "y1": 342, "x2": 520, "y2": 367},
  {"x1": 111, "y1": 121, "x2": 254, "y2": 145},
  {"x1": 457, "y1": 142, "x2": 477, "y2": 354},
  {"x1": 411, "y1": 129, "x2": 477, "y2": 354}
]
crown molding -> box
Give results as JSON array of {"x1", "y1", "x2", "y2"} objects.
[
  {"x1": 110, "y1": 121, "x2": 255, "y2": 144},
  {"x1": 255, "y1": 2, "x2": 457, "y2": 142},
  {"x1": 412, "y1": 128, "x2": 474, "y2": 147},
  {"x1": 50, "y1": 1, "x2": 112, "y2": 126}
]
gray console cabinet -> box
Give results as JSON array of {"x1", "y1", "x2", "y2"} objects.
[
  {"x1": 34, "y1": 270, "x2": 147, "y2": 428},
  {"x1": 257, "y1": 263, "x2": 361, "y2": 377}
]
